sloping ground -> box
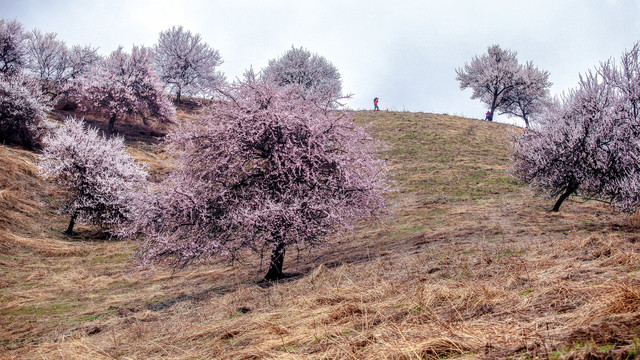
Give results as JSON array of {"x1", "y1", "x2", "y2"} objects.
[{"x1": 1, "y1": 111, "x2": 640, "y2": 359}]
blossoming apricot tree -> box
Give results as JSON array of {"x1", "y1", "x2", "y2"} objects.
[
  {"x1": 39, "y1": 117, "x2": 149, "y2": 235},
  {"x1": 77, "y1": 46, "x2": 175, "y2": 133},
  {"x1": 512, "y1": 43, "x2": 640, "y2": 212},
  {"x1": 129, "y1": 71, "x2": 388, "y2": 280}
]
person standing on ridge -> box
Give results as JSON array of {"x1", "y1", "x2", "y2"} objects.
[{"x1": 374, "y1": 97, "x2": 380, "y2": 111}]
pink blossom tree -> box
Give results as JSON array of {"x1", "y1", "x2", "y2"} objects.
[
  {"x1": 77, "y1": 45, "x2": 175, "y2": 133},
  {"x1": 457, "y1": 45, "x2": 552, "y2": 124},
  {"x1": 153, "y1": 26, "x2": 224, "y2": 103},
  {"x1": 512, "y1": 43, "x2": 640, "y2": 212},
  {"x1": 0, "y1": 72, "x2": 50, "y2": 149},
  {"x1": 38, "y1": 116, "x2": 150, "y2": 235},
  {"x1": 0, "y1": 19, "x2": 25, "y2": 75},
  {"x1": 128, "y1": 71, "x2": 388, "y2": 280},
  {"x1": 262, "y1": 46, "x2": 343, "y2": 108}
]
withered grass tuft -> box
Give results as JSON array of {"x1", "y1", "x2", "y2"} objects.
[{"x1": 1, "y1": 110, "x2": 639, "y2": 359}]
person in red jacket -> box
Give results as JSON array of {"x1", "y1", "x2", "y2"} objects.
[{"x1": 374, "y1": 97, "x2": 380, "y2": 111}]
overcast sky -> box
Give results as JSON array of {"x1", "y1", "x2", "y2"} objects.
[{"x1": 2, "y1": 0, "x2": 640, "y2": 126}]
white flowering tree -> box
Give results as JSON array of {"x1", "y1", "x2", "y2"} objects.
[
  {"x1": 0, "y1": 19, "x2": 25, "y2": 75},
  {"x1": 262, "y1": 46, "x2": 343, "y2": 108},
  {"x1": 23, "y1": 29, "x2": 69, "y2": 99},
  {"x1": 0, "y1": 72, "x2": 50, "y2": 149},
  {"x1": 66, "y1": 44, "x2": 100, "y2": 82},
  {"x1": 39, "y1": 117, "x2": 150, "y2": 235},
  {"x1": 153, "y1": 26, "x2": 224, "y2": 102},
  {"x1": 78, "y1": 45, "x2": 175, "y2": 133},
  {"x1": 126, "y1": 71, "x2": 388, "y2": 280},
  {"x1": 457, "y1": 45, "x2": 551, "y2": 125},
  {"x1": 498, "y1": 62, "x2": 552, "y2": 128}
]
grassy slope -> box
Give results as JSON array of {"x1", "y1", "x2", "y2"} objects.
[{"x1": 1, "y1": 110, "x2": 640, "y2": 359}]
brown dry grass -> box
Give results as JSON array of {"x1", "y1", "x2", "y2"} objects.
[{"x1": 1, "y1": 110, "x2": 640, "y2": 359}]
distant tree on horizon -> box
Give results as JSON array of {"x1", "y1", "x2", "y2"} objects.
[
  {"x1": 77, "y1": 45, "x2": 175, "y2": 133},
  {"x1": 124, "y1": 71, "x2": 388, "y2": 281},
  {"x1": 499, "y1": 61, "x2": 552, "y2": 128},
  {"x1": 262, "y1": 46, "x2": 343, "y2": 108},
  {"x1": 153, "y1": 25, "x2": 225, "y2": 103},
  {"x1": 38, "y1": 116, "x2": 150, "y2": 235},
  {"x1": 456, "y1": 45, "x2": 551, "y2": 127},
  {"x1": 512, "y1": 43, "x2": 640, "y2": 212}
]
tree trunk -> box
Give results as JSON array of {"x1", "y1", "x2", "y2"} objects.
[
  {"x1": 176, "y1": 89, "x2": 182, "y2": 104},
  {"x1": 552, "y1": 185, "x2": 578, "y2": 212},
  {"x1": 108, "y1": 114, "x2": 117, "y2": 133},
  {"x1": 65, "y1": 213, "x2": 77, "y2": 235},
  {"x1": 264, "y1": 242, "x2": 286, "y2": 281}
]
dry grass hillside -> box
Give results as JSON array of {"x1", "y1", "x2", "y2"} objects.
[{"x1": 1, "y1": 109, "x2": 640, "y2": 359}]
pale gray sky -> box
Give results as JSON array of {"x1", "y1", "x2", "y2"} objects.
[{"x1": 2, "y1": 0, "x2": 640, "y2": 126}]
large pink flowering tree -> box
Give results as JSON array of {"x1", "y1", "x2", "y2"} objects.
[
  {"x1": 153, "y1": 26, "x2": 224, "y2": 103},
  {"x1": 129, "y1": 71, "x2": 388, "y2": 280},
  {"x1": 512, "y1": 43, "x2": 640, "y2": 212},
  {"x1": 38, "y1": 116, "x2": 150, "y2": 235},
  {"x1": 78, "y1": 45, "x2": 175, "y2": 133}
]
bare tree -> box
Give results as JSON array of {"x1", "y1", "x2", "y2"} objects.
[
  {"x1": 23, "y1": 29, "x2": 69, "y2": 99},
  {"x1": 66, "y1": 44, "x2": 100, "y2": 82}
]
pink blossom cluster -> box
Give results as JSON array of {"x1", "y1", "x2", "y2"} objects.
[
  {"x1": 38, "y1": 116, "x2": 150, "y2": 234},
  {"x1": 0, "y1": 19, "x2": 26, "y2": 76}
]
